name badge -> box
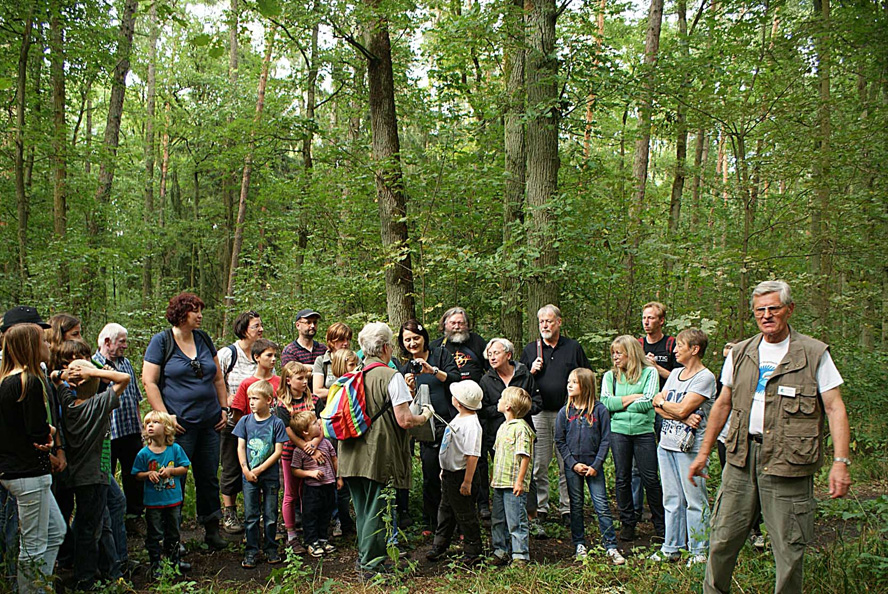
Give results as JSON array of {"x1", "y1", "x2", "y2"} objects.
[{"x1": 777, "y1": 386, "x2": 797, "y2": 397}]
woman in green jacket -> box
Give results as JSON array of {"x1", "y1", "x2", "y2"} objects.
[{"x1": 600, "y1": 335, "x2": 665, "y2": 542}]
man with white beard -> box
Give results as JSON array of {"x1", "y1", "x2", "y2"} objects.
[{"x1": 430, "y1": 307, "x2": 488, "y2": 383}]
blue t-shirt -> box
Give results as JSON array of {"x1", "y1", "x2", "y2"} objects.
[
  {"x1": 144, "y1": 331, "x2": 220, "y2": 429},
  {"x1": 232, "y1": 414, "x2": 289, "y2": 471},
  {"x1": 131, "y1": 443, "x2": 191, "y2": 508}
]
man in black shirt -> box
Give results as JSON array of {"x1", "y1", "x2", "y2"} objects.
[
  {"x1": 520, "y1": 304, "x2": 590, "y2": 530},
  {"x1": 639, "y1": 301, "x2": 681, "y2": 389},
  {"x1": 430, "y1": 307, "x2": 488, "y2": 383}
]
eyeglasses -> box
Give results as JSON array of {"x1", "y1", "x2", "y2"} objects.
[
  {"x1": 189, "y1": 359, "x2": 203, "y2": 379},
  {"x1": 753, "y1": 305, "x2": 785, "y2": 318}
]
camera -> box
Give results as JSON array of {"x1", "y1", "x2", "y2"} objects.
[{"x1": 406, "y1": 359, "x2": 423, "y2": 374}]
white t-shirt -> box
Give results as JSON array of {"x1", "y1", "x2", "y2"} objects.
[
  {"x1": 439, "y1": 413, "x2": 482, "y2": 472},
  {"x1": 387, "y1": 373, "x2": 414, "y2": 407},
  {"x1": 720, "y1": 336, "x2": 843, "y2": 435},
  {"x1": 659, "y1": 367, "x2": 717, "y2": 453},
  {"x1": 218, "y1": 342, "x2": 257, "y2": 396}
]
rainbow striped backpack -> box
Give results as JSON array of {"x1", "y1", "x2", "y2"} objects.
[{"x1": 320, "y1": 362, "x2": 389, "y2": 440}]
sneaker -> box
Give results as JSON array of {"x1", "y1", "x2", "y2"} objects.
[
  {"x1": 619, "y1": 525, "x2": 636, "y2": 541},
  {"x1": 321, "y1": 540, "x2": 336, "y2": 554},
  {"x1": 648, "y1": 551, "x2": 681, "y2": 562},
  {"x1": 607, "y1": 548, "x2": 626, "y2": 566},
  {"x1": 687, "y1": 554, "x2": 707, "y2": 567},
  {"x1": 266, "y1": 550, "x2": 282, "y2": 564},
  {"x1": 489, "y1": 552, "x2": 509, "y2": 566},
  {"x1": 426, "y1": 545, "x2": 448, "y2": 561},
  {"x1": 332, "y1": 518, "x2": 343, "y2": 538},
  {"x1": 751, "y1": 534, "x2": 766, "y2": 550},
  {"x1": 575, "y1": 544, "x2": 588, "y2": 561},
  {"x1": 530, "y1": 518, "x2": 548, "y2": 539},
  {"x1": 222, "y1": 509, "x2": 244, "y2": 534},
  {"x1": 308, "y1": 542, "x2": 325, "y2": 558},
  {"x1": 241, "y1": 554, "x2": 258, "y2": 569},
  {"x1": 287, "y1": 537, "x2": 306, "y2": 554}
]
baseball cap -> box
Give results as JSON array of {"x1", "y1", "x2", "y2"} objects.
[
  {"x1": 1, "y1": 306, "x2": 51, "y2": 333},
  {"x1": 295, "y1": 308, "x2": 321, "y2": 321}
]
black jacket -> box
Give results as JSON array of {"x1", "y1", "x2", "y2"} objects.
[{"x1": 478, "y1": 361, "x2": 542, "y2": 446}]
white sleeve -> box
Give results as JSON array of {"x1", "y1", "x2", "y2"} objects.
[
  {"x1": 218, "y1": 346, "x2": 232, "y2": 371},
  {"x1": 388, "y1": 373, "x2": 414, "y2": 407},
  {"x1": 720, "y1": 350, "x2": 735, "y2": 388},
  {"x1": 816, "y1": 350, "x2": 843, "y2": 393}
]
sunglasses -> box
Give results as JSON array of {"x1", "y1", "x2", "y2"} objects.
[{"x1": 189, "y1": 359, "x2": 203, "y2": 379}]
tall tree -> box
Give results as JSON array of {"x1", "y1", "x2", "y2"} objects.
[
  {"x1": 143, "y1": 0, "x2": 159, "y2": 300},
  {"x1": 501, "y1": 0, "x2": 526, "y2": 345},
  {"x1": 14, "y1": 7, "x2": 35, "y2": 285},
  {"x1": 362, "y1": 0, "x2": 417, "y2": 329},
  {"x1": 525, "y1": 0, "x2": 560, "y2": 338},
  {"x1": 91, "y1": 0, "x2": 138, "y2": 235},
  {"x1": 664, "y1": 0, "x2": 689, "y2": 286},
  {"x1": 50, "y1": 0, "x2": 67, "y2": 242}
]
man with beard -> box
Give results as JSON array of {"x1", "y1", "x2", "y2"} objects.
[
  {"x1": 281, "y1": 309, "x2": 327, "y2": 366},
  {"x1": 520, "y1": 304, "x2": 590, "y2": 531},
  {"x1": 430, "y1": 307, "x2": 488, "y2": 383}
]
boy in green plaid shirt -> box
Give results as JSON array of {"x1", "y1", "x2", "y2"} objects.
[{"x1": 489, "y1": 387, "x2": 535, "y2": 567}]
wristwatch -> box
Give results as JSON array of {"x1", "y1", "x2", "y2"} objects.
[
  {"x1": 431, "y1": 366, "x2": 440, "y2": 376},
  {"x1": 833, "y1": 457, "x2": 851, "y2": 466}
]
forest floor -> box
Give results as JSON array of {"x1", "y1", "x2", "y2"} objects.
[{"x1": 74, "y1": 479, "x2": 885, "y2": 594}]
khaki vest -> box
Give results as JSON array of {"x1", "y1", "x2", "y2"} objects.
[
  {"x1": 337, "y1": 357, "x2": 413, "y2": 490},
  {"x1": 724, "y1": 327, "x2": 829, "y2": 478}
]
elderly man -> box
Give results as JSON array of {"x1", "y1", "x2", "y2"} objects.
[
  {"x1": 689, "y1": 280, "x2": 851, "y2": 594},
  {"x1": 430, "y1": 307, "x2": 488, "y2": 383},
  {"x1": 93, "y1": 324, "x2": 144, "y2": 524},
  {"x1": 520, "y1": 304, "x2": 590, "y2": 531},
  {"x1": 339, "y1": 322, "x2": 433, "y2": 577},
  {"x1": 281, "y1": 309, "x2": 327, "y2": 366}
]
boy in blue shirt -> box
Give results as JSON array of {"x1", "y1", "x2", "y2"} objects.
[
  {"x1": 132, "y1": 411, "x2": 191, "y2": 579},
  {"x1": 233, "y1": 380, "x2": 288, "y2": 568}
]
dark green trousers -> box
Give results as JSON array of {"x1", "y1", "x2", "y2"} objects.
[{"x1": 345, "y1": 477, "x2": 389, "y2": 571}]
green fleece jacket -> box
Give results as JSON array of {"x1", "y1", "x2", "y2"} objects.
[{"x1": 600, "y1": 366, "x2": 659, "y2": 435}]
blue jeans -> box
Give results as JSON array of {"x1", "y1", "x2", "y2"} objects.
[
  {"x1": 610, "y1": 432, "x2": 665, "y2": 534},
  {"x1": 242, "y1": 473, "x2": 279, "y2": 556},
  {"x1": 176, "y1": 424, "x2": 222, "y2": 524},
  {"x1": 491, "y1": 488, "x2": 529, "y2": 560},
  {"x1": 658, "y1": 446, "x2": 709, "y2": 555},
  {"x1": 146, "y1": 505, "x2": 182, "y2": 564},
  {"x1": 565, "y1": 467, "x2": 617, "y2": 549},
  {"x1": 1, "y1": 475, "x2": 66, "y2": 594}
]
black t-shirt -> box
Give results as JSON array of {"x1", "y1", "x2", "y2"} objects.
[
  {"x1": 519, "y1": 336, "x2": 590, "y2": 412},
  {"x1": 639, "y1": 334, "x2": 682, "y2": 389},
  {"x1": 430, "y1": 332, "x2": 488, "y2": 383}
]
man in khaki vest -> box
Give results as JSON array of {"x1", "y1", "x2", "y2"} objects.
[{"x1": 689, "y1": 280, "x2": 851, "y2": 594}]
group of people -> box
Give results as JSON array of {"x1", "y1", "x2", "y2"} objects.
[{"x1": 0, "y1": 279, "x2": 852, "y2": 594}]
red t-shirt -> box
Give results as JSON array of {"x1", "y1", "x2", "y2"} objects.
[{"x1": 232, "y1": 374, "x2": 281, "y2": 415}]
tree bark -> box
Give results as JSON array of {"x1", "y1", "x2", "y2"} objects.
[
  {"x1": 91, "y1": 0, "x2": 138, "y2": 235},
  {"x1": 15, "y1": 8, "x2": 35, "y2": 284},
  {"x1": 223, "y1": 30, "x2": 275, "y2": 327},
  {"x1": 143, "y1": 1, "x2": 159, "y2": 301},
  {"x1": 363, "y1": 2, "x2": 417, "y2": 329},
  {"x1": 525, "y1": 0, "x2": 560, "y2": 339},
  {"x1": 625, "y1": 0, "x2": 664, "y2": 315},
  {"x1": 501, "y1": 0, "x2": 526, "y2": 346},
  {"x1": 810, "y1": 0, "x2": 831, "y2": 337},
  {"x1": 50, "y1": 0, "x2": 66, "y2": 240}
]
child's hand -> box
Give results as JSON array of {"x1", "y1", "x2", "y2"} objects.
[
  {"x1": 311, "y1": 469, "x2": 324, "y2": 480},
  {"x1": 336, "y1": 477, "x2": 344, "y2": 490},
  {"x1": 245, "y1": 469, "x2": 258, "y2": 483},
  {"x1": 573, "y1": 463, "x2": 589, "y2": 475},
  {"x1": 459, "y1": 480, "x2": 472, "y2": 496},
  {"x1": 148, "y1": 470, "x2": 160, "y2": 484},
  {"x1": 158, "y1": 466, "x2": 170, "y2": 479},
  {"x1": 512, "y1": 482, "x2": 525, "y2": 496}
]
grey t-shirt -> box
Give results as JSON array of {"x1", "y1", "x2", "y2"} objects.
[
  {"x1": 658, "y1": 367, "x2": 716, "y2": 453},
  {"x1": 64, "y1": 386, "x2": 120, "y2": 487}
]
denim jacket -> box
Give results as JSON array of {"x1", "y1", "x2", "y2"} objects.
[{"x1": 554, "y1": 400, "x2": 611, "y2": 476}]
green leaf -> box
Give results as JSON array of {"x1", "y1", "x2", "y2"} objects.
[
  {"x1": 256, "y1": 0, "x2": 281, "y2": 18},
  {"x1": 190, "y1": 33, "x2": 212, "y2": 47}
]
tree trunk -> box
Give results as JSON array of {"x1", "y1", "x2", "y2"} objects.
[
  {"x1": 625, "y1": 0, "x2": 664, "y2": 314},
  {"x1": 143, "y1": 1, "x2": 159, "y2": 302},
  {"x1": 50, "y1": 0, "x2": 66, "y2": 241},
  {"x1": 363, "y1": 2, "x2": 416, "y2": 329},
  {"x1": 15, "y1": 9, "x2": 35, "y2": 285},
  {"x1": 501, "y1": 0, "x2": 526, "y2": 346},
  {"x1": 810, "y1": 0, "x2": 831, "y2": 338},
  {"x1": 223, "y1": 30, "x2": 275, "y2": 328},
  {"x1": 582, "y1": 0, "x2": 606, "y2": 161},
  {"x1": 664, "y1": 0, "x2": 688, "y2": 286},
  {"x1": 91, "y1": 0, "x2": 138, "y2": 235},
  {"x1": 525, "y1": 0, "x2": 560, "y2": 339},
  {"x1": 222, "y1": 0, "x2": 240, "y2": 294}
]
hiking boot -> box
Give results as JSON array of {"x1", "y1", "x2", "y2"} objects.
[
  {"x1": 607, "y1": 548, "x2": 626, "y2": 566},
  {"x1": 426, "y1": 545, "x2": 448, "y2": 561},
  {"x1": 222, "y1": 507, "x2": 244, "y2": 534},
  {"x1": 619, "y1": 525, "x2": 636, "y2": 541},
  {"x1": 489, "y1": 552, "x2": 509, "y2": 566},
  {"x1": 204, "y1": 519, "x2": 228, "y2": 550}
]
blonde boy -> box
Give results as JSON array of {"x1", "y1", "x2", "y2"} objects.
[{"x1": 490, "y1": 387, "x2": 535, "y2": 567}]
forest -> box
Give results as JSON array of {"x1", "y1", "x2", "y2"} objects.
[{"x1": 2, "y1": 0, "x2": 887, "y2": 591}]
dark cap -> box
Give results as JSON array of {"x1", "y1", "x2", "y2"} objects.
[
  {"x1": 295, "y1": 308, "x2": 321, "y2": 321},
  {"x1": 1, "y1": 306, "x2": 51, "y2": 333}
]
